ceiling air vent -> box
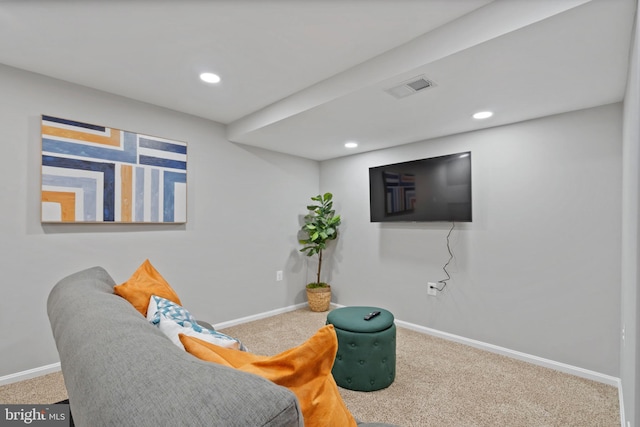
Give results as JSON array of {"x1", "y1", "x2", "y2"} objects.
[{"x1": 385, "y1": 75, "x2": 436, "y2": 99}]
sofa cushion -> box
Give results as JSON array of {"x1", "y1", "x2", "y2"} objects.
[
  {"x1": 180, "y1": 324, "x2": 357, "y2": 427},
  {"x1": 113, "y1": 259, "x2": 182, "y2": 316}
]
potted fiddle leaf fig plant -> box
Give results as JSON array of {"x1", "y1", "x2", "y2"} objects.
[{"x1": 299, "y1": 192, "x2": 341, "y2": 312}]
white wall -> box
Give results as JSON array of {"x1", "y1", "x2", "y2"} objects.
[
  {"x1": 621, "y1": 4, "x2": 640, "y2": 426},
  {"x1": 0, "y1": 60, "x2": 626, "y2": 384},
  {"x1": 0, "y1": 64, "x2": 319, "y2": 377},
  {"x1": 320, "y1": 103, "x2": 623, "y2": 376}
]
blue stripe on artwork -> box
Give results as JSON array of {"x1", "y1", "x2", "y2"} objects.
[
  {"x1": 151, "y1": 169, "x2": 160, "y2": 223},
  {"x1": 139, "y1": 138, "x2": 187, "y2": 154},
  {"x1": 42, "y1": 131, "x2": 138, "y2": 164},
  {"x1": 42, "y1": 115, "x2": 105, "y2": 132},
  {"x1": 163, "y1": 171, "x2": 187, "y2": 222},
  {"x1": 42, "y1": 156, "x2": 115, "y2": 221},
  {"x1": 139, "y1": 155, "x2": 186, "y2": 170},
  {"x1": 135, "y1": 167, "x2": 145, "y2": 222},
  {"x1": 42, "y1": 175, "x2": 98, "y2": 221}
]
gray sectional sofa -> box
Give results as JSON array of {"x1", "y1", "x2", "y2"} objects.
[{"x1": 47, "y1": 267, "x2": 396, "y2": 427}]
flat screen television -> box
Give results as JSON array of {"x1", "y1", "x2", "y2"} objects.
[{"x1": 369, "y1": 151, "x2": 472, "y2": 222}]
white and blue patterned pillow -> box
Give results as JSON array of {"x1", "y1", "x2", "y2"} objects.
[
  {"x1": 147, "y1": 295, "x2": 246, "y2": 351},
  {"x1": 147, "y1": 295, "x2": 198, "y2": 328}
]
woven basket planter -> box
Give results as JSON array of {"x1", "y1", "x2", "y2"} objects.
[{"x1": 306, "y1": 285, "x2": 331, "y2": 312}]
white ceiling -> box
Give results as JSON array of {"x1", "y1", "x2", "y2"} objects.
[{"x1": 0, "y1": 0, "x2": 636, "y2": 160}]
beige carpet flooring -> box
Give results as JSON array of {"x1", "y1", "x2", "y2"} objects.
[{"x1": 0, "y1": 308, "x2": 619, "y2": 426}]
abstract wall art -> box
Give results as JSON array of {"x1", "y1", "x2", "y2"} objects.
[{"x1": 41, "y1": 115, "x2": 187, "y2": 223}]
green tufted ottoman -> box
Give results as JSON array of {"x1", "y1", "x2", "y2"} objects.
[{"x1": 326, "y1": 306, "x2": 396, "y2": 392}]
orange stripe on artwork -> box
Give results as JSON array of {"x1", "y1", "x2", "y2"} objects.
[
  {"x1": 121, "y1": 165, "x2": 132, "y2": 222},
  {"x1": 41, "y1": 124, "x2": 121, "y2": 147},
  {"x1": 42, "y1": 191, "x2": 76, "y2": 222}
]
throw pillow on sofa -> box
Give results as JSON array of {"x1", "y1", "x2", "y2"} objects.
[
  {"x1": 147, "y1": 294, "x2": 198, "y2": 327},
  {"x1": 113, "y1": 259, "x2": 182, "y2": 316},
  {"x1": 148, "y1": 295, "x2": 246, "y2": 351},
  {"x1": 180, "y1": 324, "x2": 357, "y2": 427}
]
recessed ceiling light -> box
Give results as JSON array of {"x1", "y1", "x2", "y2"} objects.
[
  {"x1": 344, "y1": 141, "x2": 358, "y2": 149},
  {"x1": 473, "y1": 111, "x2": 493, "y2": 119},
  {"x1": 200, "y1": 72, "x2": 221, "y2": 84}
]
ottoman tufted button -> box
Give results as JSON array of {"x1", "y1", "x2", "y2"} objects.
[
  {"x1": 346, "y1": 378, "x2": 352, "y2": 383},
  {"x1": 370, "y1": 380, "x2": 375, "y2": 385},
  {"x1": 337, "y1": 355, "x2": 342, "y2": 360},
  {"x1": 382, "y1": 358, "x2": 386, "y2": 363},
  {"x1": 359, "y1": 360, "x2": 365, "y2": 365}
]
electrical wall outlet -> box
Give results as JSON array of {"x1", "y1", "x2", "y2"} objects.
[
  {"x1": 276, "y1": 270, "x2": 283, "y2": 281},
  {"x1": 427, "y1": 282, "x2": 438, "y2": 296}
]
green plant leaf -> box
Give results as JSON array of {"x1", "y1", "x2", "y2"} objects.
[{"x1": 299, "y1": 192, "x2": 340, "y2": 283}]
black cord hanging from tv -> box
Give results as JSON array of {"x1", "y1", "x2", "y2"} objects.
[{"x1": 434, "y1": 222, "x2": 455, "y2": 291}]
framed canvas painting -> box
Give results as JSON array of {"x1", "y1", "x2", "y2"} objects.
[{"x1": 41, "y1": 115, "x2": 187, "y2": 223}]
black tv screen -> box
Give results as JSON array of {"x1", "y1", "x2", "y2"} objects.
[{"x1": 369, "y1": 151, "x2": 472, "y2": 222}]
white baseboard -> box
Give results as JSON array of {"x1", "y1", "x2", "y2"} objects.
[
  {"x1": 0, "y1": 362, "x2": 61, "y2": 387},
  {"x1": 0, "y1": 303, "x2": 311, "y2": 386},
  {"x1": 216, "y1": 302, "x2": 621, "y2": 387},
  {"x1": 3, "y1": 302, "x2": 624, "y2": 426},
  {"x1": 397, "y1": 321, "x2": 627, "y2": 427},
  {"x1": 321, "y1": 303, "x2": 622, "y2": 386},
  {"x1": 394, "y1": 319, "x2": 621, "y2": 387},
  {"x1": 213, "y1": 302, "x2": 308, "y2": 330}
]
